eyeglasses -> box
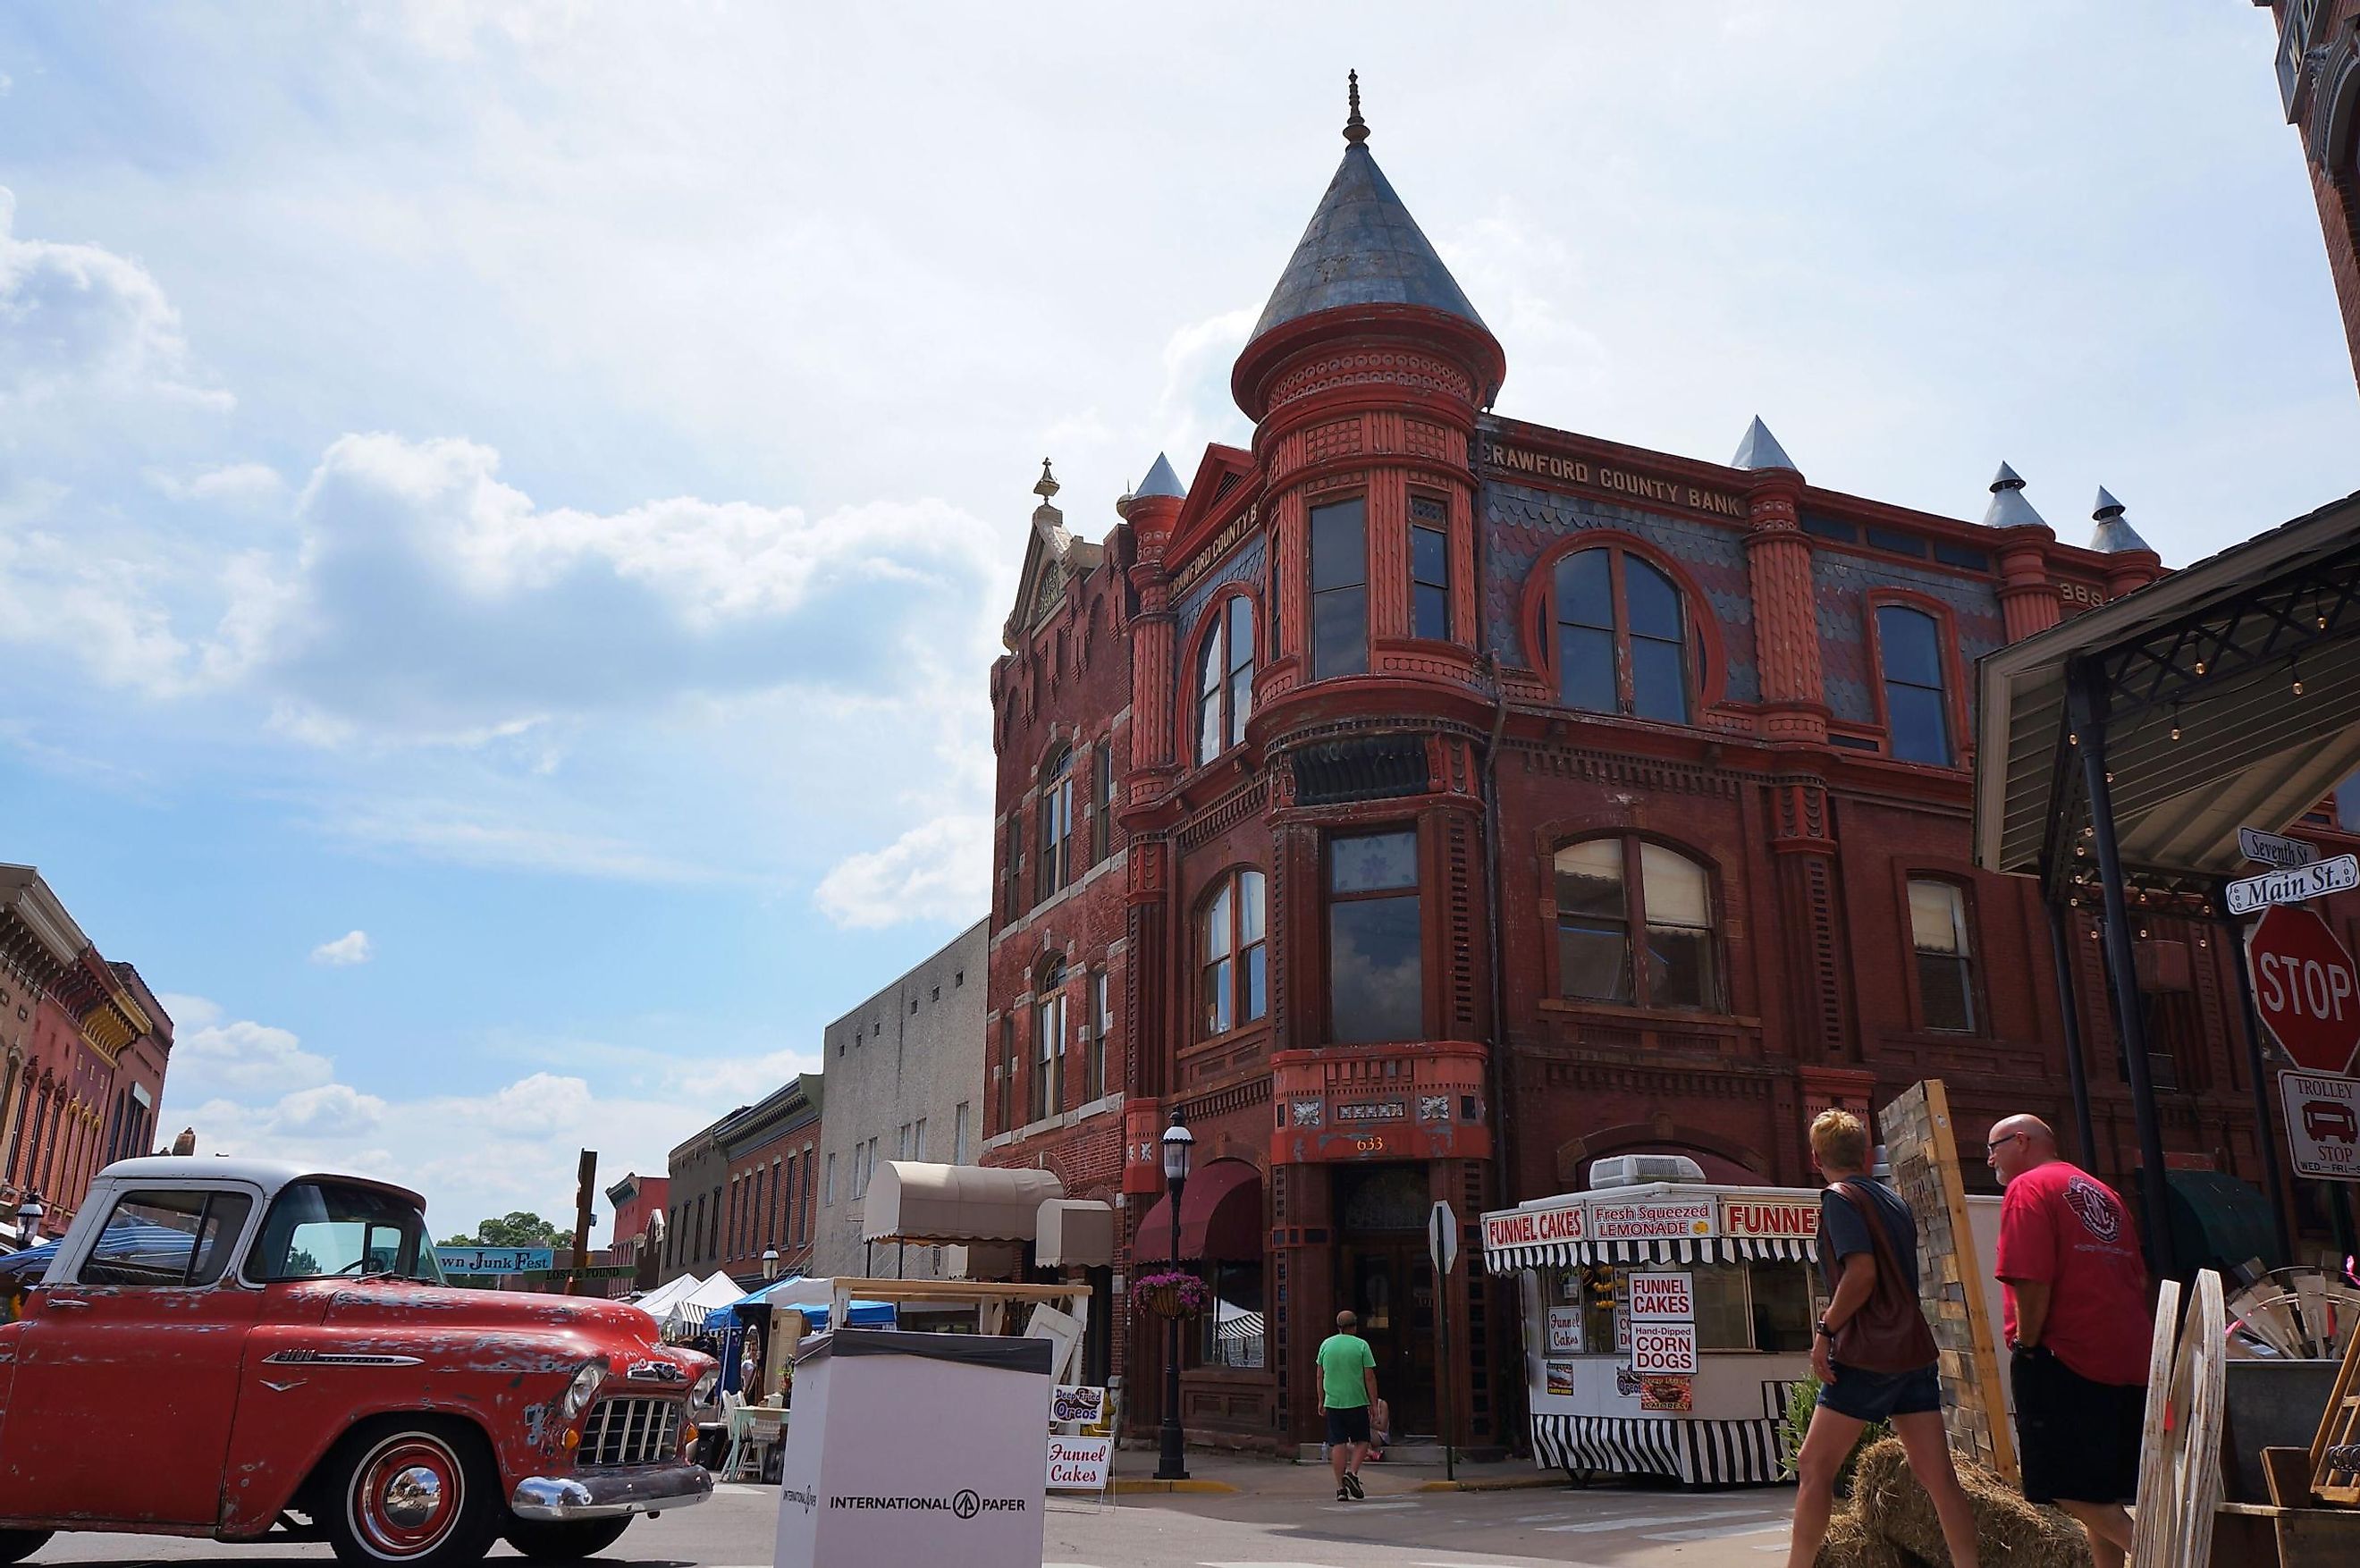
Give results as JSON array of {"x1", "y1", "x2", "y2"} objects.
[{"x1": 1985, "y1": 1133, "x2": 2025, "y2": 1154}]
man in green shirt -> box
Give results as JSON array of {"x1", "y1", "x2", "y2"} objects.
[{"x1": 1317, "y1": 1310, "x2": 1379, "y2": 1501}]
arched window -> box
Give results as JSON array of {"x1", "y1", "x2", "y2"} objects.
[
  {"x1": 1908, "y1": 880, "x2": 1976, "y2": 1032},
  {"x1": 1545, "y1": 546, "x2": 1691, "y2": 723},
  {"x1": 1033, "y1": 957, "x2": 1067, "y2": 1120},
  {"x1": 1196, "y1": 597, "x2": 1256, "y2": 764},
  {"x1": 1554, "y1": 838, "x2": 1717, "y2": 1009},
  {"x1": 1037, "y1": 747, "x2": 1075, "y2": 900},
  {"x1": 1199, "y1": 869, "x2": 1268, "y2": 1037},
  {"x1": 1876, "y1": 605, "x2": 1951, "y2": 764}
]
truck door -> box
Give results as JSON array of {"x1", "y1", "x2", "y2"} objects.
[{"x1": 1, "y1": 1185, "x2": 259, "y2": 1525}]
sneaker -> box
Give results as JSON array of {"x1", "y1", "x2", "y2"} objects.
[
  {"x1": 1344, "y1": 1471, "x2": 1364, "y2": 1499},
  {"x1": 1336, "y1": 1486, "x2": 1351, "y2": 1502}
]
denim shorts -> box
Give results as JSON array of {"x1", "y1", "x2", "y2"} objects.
[{"x1": 1816, "y1": 1361, "x2": 1941, "y2": 1422}]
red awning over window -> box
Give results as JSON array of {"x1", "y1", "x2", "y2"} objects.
[{"x1": 1134, "y1": 1159, "x2": 1262, "y2": 1262}]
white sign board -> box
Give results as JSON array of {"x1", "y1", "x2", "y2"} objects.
[
  {"x1": 1429, "y1": 1199, "x2": 1459, "y2": 1277},
  {"x1": 1589, "y1": 1198, "x2": 1715, "y2": 1241},
  {"x1": 2281, "y1": 1071, "x2": 2360, "y2": 1181},
  {"x1": 1049, "y1": 1386, "x2": 1105, "y2": 1427},
  {"x1": 1046, "y1": 1437, "x2": 1112, "y2": 1490},
  {"x1": 2242, "y1": 827, "x2": 2320, "y2": 869},
  {"x1": 1629, "y1": 1322, "x2": 1698, "y2": 1375},
  {"x1": 2226, "y1": 854, "x2": 2360, "y2": 915},
  {"x1": 1625, "y1": 1272, "x2": 1695, "y2": 1323},
  {"x1": 1546, "y1": 1306, "x2": 1585, "y2": 1354}
]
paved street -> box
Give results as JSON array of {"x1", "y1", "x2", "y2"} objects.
[{"x1": 25, "y1": 1475, "x2": 1801, "y2": 1568}]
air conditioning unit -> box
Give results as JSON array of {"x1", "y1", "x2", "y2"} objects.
[{"x1": 1589, "y1": 1154, "x2": 1707, "y2": 1190}]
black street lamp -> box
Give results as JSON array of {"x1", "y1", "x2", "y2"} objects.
[
  {"x1": 1154, "y1": 1113, "x2": 1194, "y2": 1482},
  {"x1": 17, "y1": 1192, "x2": 44, "y2": 1240}
]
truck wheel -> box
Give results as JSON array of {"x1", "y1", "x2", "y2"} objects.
[
  {"x1": 0, "y1": 1530, "x2": 50, "y2": 1564},
  {"x1": 321, "y1": 1421, "x2": 499, "y2": 1567},
  {"x1": 500, "y1": 1519, "x2": 631, "y2": 1561}
]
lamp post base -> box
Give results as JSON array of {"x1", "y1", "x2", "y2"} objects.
[{"x1": 1155, "y1": 1418, "x2": 1189, "y2": 1481}]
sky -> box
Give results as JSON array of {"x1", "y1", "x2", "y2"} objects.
[{"x1": 2, "y1": 3, "x2": 2354, "y2": 1243}]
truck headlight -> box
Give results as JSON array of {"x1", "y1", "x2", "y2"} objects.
[
  {"x1": 562, "y1": 1360, "x2": 605, "y2": 1420},
  {"x1": 689, "y1": 1369, "x2": 719, "y2": 1405}
]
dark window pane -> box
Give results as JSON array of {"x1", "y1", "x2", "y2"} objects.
[
  {"x1": 1330, "y1": 894, "x2": 1421, "y2": 1042},
  {"x1": 1552, "y1": 840, "x2": 1626, "y2": 918},
  {"x1": 1887, "y1": 683, "x2": 1951, "y2": 764},
  {"x1": 1918, "y1": 954, "x2": 1975, "y2": 1032},
  {"x1": 1243, "y1": 943, "x2": 1267, "y2": 1021},
  {"x1": 1203, "y1": 957, "x2": 1233, "y2": 1035},
  {"x1": 1557, "y1": 624, "x2": 1616, "y2": 712},
  {"x1": 1876, "y1": 607, "x2": 1944, "y2": 687},
  {"x1": 1412, "y1": 525, "x2": 1448, "y2": 587},
  {"x1": 1557, "y1": 921, "x2": 1631, "y2": 1002},
  {"x1": 1227, "y1": 667, "x2": 1252, "y2": 747},
  {"x1": 1647, "y1": 926, "x2": 1715, "y2": 1009},
  {"x1": 1866, "y1": 527, "x2": 1929, "y2": 558},
  {"x1": 1313, "y1": 586, "x2": 1368, "y2": 678},
  {"x1": 1800, "y1": 514, "x2": 1858, "y2": 544},
  {"x1": 1330, "y1": 830, "x2": 1418, "y2": 892},
  {"x1": 1623, "y1": 559, "x2": 1682, "y2": 642},
  {"x1": 1227, "y1": 596, "x2": 1254, "y2": 670},
  {"x1": 1413, "y1": 583, "x2": 1449, "y2": 641},
  {"x1": 1555, "y1": 550, "x2": 1612, "y2": 628},
  {"x1": 1630, "y1": 636, "x2": 1689, "y2": 722},
  {"x1": 1934, "y1": 542, "x2": 1992, "y2": 571},
  {"x1": 1311, "y1": 499, "x2": 1367, "y2": 592}
]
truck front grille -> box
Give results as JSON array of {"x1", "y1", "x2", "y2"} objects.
[{"x1": 580, "y1": 1396, "x2": 682, "y2": 1467}]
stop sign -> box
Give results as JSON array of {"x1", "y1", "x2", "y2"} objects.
[{"x1": 2246, "y1": 905, "x2": 2360, "y2": 1075}]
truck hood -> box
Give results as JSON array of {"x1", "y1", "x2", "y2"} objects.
[{"x1": 299, "y1": 1279, "x2": 706, "y2": 1378}]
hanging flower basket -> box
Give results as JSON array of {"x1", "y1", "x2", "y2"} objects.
[{"x1": 1133, "y1": 1269, "x2": 1210, "y2": 1319}]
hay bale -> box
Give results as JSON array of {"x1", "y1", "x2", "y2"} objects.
[
  {"x1": 1815, "y1": 1512, "x2": 1927, "y2": 1568},
  {"x1": 1850, "y1": 1437, "x2": 2092, "y2": 1568}
]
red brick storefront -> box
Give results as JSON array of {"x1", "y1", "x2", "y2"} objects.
[{"x1": 985, "y1": 97, "x2": 2307, "y2": 1457}]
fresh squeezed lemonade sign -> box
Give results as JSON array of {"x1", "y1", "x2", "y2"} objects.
[{"x1": 1589, "y1": 1198, "x2": 1714, "y2": 1241}]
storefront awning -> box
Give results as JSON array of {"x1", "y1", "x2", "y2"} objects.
[
  {"x1": 1134, "y1": 1159, "x2": 1263, "y2": 1262},
  {"x1": 1484, "y1": 1232, "x2": 1816, "y2": 1273},
  {"x1": 2162, "y1": 1170, "x2": 2281, "y2": 1275},
  {"x1": 862, "y1": 1161, "x2": 1065, "y2": 1244},
  {"x1": 1034, "y1": 1199, "x2": 1115, "y2": 1268},
  {"x1": 1481, "y1": 1184, "x2": 1823, "y2": 1274}
]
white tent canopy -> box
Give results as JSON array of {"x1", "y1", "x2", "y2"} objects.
[
  {"x1": 666, "y1": 1272, "x2": 746, "y2": 1335},
  {"x1": 633, "y1": 1272, "x2": 706, "y2": 1317}
]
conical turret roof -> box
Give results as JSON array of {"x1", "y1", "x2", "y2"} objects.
[
  {"x1": 2089, "y1": 487, "x2": 2154, "y2": 554},
  {"x1": 1247, "y1": 127, "x2": 1486, "y2": 344},
  {"x1": 1135, "y1": 452, "x2": 1186, "y2": 500},
  {"x1": 1730, "y1": 416, "x2": 1798, "y2": 473}
]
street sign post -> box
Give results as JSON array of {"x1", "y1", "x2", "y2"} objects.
[
  {"x1": 2280, "y1": 1072, "x2": 2360, "y2": 1181},
  {"x1": 1428, "y1": 1200, "x2": 1458, "y2": 1481},
  {"x1": 2246, "y1": 905, "x2": 2360, "y2": 1077},
  {"x1": 2240, "y1": 826, "x2": 2321, "y2": 869},
  {"x1": 2226, "y1": 854, "x2": 2360, "y2": 915}
]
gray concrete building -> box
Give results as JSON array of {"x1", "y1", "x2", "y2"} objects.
[{"x1": 811, "y1": 918, "x2": 988, "y2": 1280}]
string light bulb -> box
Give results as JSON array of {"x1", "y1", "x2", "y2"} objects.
[
  {"x1": 2195, "y1": 660, "x2": 2206, "y2": 677},
  {"x1": 2170, "y1": 703, "x2": 2182, "y2": 743},
  {"x1": 2293, "y1": 658, "x2": 2305, "y2": 697}
]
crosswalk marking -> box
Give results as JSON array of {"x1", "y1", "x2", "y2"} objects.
[
  {"x1": 1642, "y1": 1520, "x2": 1789, "y2": 1543},
  {"x1": 1540, "y1": 1506, "x2": 1775, "y2": 1533}
]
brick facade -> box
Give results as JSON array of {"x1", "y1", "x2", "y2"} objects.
[{"x1": 2269, "y1": 0, "x2": 2360, "y2": 385}]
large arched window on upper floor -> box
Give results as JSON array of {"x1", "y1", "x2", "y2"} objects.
[
  {"x1": 1199, "y1": 869, "x2": 1268, "y2": 1037},
  {"x1": 1875, "y1": 605, "x2": 1951, "y2": 765},
  {"x1": 1196, "y1": 597, "x2": 1256, "y2": 764},
  {"x1": 1547, "y1": 546, "x2": 1690, "y2": 723},
  {"x1": 1034, "y1": 957, "x2": 1068, "y2": 1121},
  {"x1": 1554, "y1": 838, "x2": 1717, "y2": 1010},
  {"x1": 1037, "y1": 746, "x2": 1075, "y2": 901}
]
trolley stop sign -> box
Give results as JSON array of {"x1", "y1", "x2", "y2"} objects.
[
  {"x1": 2281, "y1": 1072, "x2": 2360, "y2": 1182},
  {"x1": 2246, "y1": 904, "x2": 2360, "y2": 1076}
]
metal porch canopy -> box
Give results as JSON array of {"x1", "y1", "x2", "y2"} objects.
[
  {"x1": 1975, "y1": 487, "x2": 2360, "y2": 885},
  {"x1": 860, "y1": 1160, "x2": 1064, "y2": 1244}
]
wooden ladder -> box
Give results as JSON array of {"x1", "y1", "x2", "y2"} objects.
[{"x1": 2313, "y1": 1307, "x2": 2360, "y2": 1506}]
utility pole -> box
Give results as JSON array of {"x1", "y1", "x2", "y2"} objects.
[{"x1": 569, "y1": 1150, "x2": 597, "y2": 1295}]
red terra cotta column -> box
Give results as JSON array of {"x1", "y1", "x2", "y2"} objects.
[
  {"x1": 1993, "y1": 525, "x2": 2062, "y2": 643},
  {"x1": 1741, "y1": 465, "x2": 1828, "y2": 745}
]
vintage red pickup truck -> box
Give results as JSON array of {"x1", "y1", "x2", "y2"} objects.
[{"x1": 0, "y1": 1157, "x2": 715, "y2": 1565}]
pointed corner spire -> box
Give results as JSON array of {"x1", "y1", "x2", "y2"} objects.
[
  {"x1": 1730, "y1": 416, "x2": 1798, "y2": 474},
  {"x1": 1033, "y1": 458, "x2": 1059, "y2": 502},
  {"x1": 1135, "y1": 451, "x2": 1186, "y2": 500},
  {"x1": 1978, "y1": 460, "x2": 2046, "y2": 530},
  {"x1": 2088, "y1": 486, "x2": 2153, "y2": 554},
  {"x1": 1344, "y1": 70, "x2": 1368, "y2": 147}
]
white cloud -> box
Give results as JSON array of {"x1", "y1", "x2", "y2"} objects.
[
  {"x1": 308, "y1": 929, "x2": 373, "y2": 966},
  {"x1": 148, "y1": 461, "x2": 288, "y2": 509},
  {"x1": 814, "y1": 813, "x2": 990, "y2": 930},
  {"x1": 0, "y1": 187, "x2": 231, "y2": 409},
  {"x1": 168, "y1": 1012, "x2": 336, "y2": 1101}
]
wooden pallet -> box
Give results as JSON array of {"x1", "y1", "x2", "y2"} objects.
[
  {"x1": 2313, "y1": 1309, "x2": 2360, "y2": 1506},
  {"x1": 2131, "y1": 1271, "x2": 2227, "y2": 1568}
]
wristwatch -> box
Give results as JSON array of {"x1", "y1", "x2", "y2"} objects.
[{"x1": 1815, "y1": 1319, "x2": 1837, "y2": 1339}]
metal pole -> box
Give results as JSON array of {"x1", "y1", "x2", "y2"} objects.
[
  {"x1": 1437, "y1": 1254, "x2": 1456, "y2": 1483},
  {"x1": 2224, "y1": 909, "x2": 2295, "y2": 1264},
  {"x1": 2068, "y1": 662, "x2": 2178, "y2": 1278},
  {"x1": 1156, "y1": 1170, "x2": 1189, "y2": 1480},
  {"x1": 2044, "y1": 898, "x2": 2101, "y2": 1168}
]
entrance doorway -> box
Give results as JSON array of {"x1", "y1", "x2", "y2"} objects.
[{"x1": 1333, "y1": 1163, "x2": 1437, "y2": 1438}]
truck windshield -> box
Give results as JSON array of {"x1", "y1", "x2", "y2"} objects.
[{"x1": 248, "y1": 1181, "x2": 444, "y2": 1284}]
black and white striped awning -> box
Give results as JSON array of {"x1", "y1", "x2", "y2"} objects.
[
  {"x1": 1485, "y1": 1234, "x2": 1815, "y2": 1274},
  {"x1": 1530, "y1": 1412, "x2": 1787, "y2": 1485}
]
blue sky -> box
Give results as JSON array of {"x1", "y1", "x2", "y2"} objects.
[{"x1": 2, "y1": 3, "x2": 2354, "y2": 1237}]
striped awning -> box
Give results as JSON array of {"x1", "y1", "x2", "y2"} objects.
[
  {"x1": 1531, "y1": 1412, "x2": 1788, "y2": 1485},
  {"x1": 1485, "y1": 1233, "x2": 1815, "y2": 1275}
]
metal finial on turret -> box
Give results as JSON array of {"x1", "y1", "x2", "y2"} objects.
[
  {"x1": 1344, "y1": 70, "x2": 1369, "y2": 146},
  {"x1": 1033, "y1": 458, "x2": 1059, "y2": 502}
]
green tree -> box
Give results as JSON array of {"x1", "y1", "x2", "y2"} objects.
[{"x1": 440, "y1": 1211, "x2": 569, "y2": 1249}]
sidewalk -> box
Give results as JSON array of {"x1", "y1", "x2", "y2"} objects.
[{"x1": 1109, "y1": 1448, "x2": 1565, "y2": 1496}]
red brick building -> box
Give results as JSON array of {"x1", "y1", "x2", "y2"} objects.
[
  {"x1": 604, "y1": 1170, "x2": 670, "y2": 1290},
  {"x1": 986, "y1": 93, "x2": 2300, "y2": 1457},
  {"x1": 0, "y1": 866, "x2": 174, "y2": 1243},
  {"x1": 715, "y1": 1077, "x2": 823, "y2": 1286},
  {"x1": 2267, "y1": 1, "x2": 2360, "y2": 383}
]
